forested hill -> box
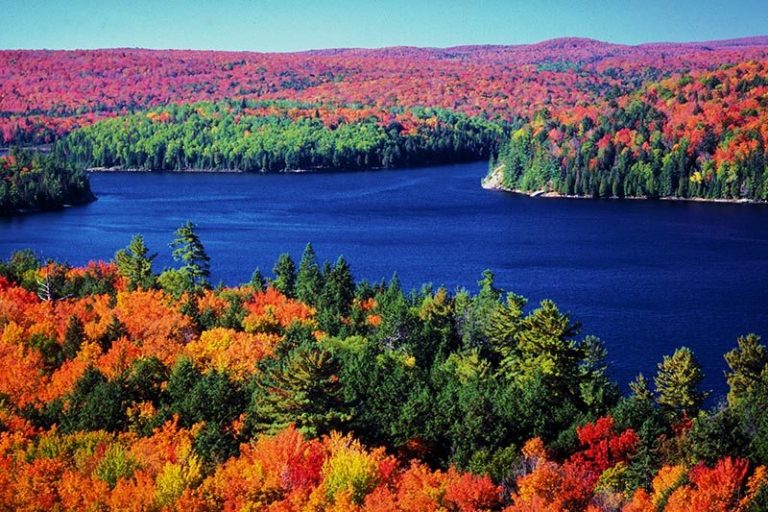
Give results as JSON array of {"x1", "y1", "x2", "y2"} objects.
[
  {"x1": 491, "y1": 61, "x2": 768, "y2": 200},
  {"x1": 2, "y1": 37, "x2": 768, "y2": 146},
  {"x1": 57, "y1": 102, "x2": 504, "y2": 172}
]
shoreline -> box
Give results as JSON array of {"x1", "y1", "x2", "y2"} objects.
[
  {"x1": 87, "y1": 166, "x2": 245, "y2": 174},
  {"x1": 481, "y1": 167, "x2": 765, "y2": 205}
]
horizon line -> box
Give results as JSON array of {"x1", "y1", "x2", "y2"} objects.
[{"x1": 3, "y1": 34, "x2": 768, "y2": 55}]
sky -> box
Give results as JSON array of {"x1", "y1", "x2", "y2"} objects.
[{"x1": 1, "y1": 0, "x2": 767, "y2": 52}]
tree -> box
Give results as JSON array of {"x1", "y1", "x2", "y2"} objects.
[
  {"x1": 457, "y1": 270, "x2": 503, "y2": 349},
  {"x1": 250, "y1": 345, "x2": 351, "y2": 437},
  {"x1": 114, "y1": 234, "x2": 157, "y2": 290},
  {"x1": 272, "y1": 253, "x2": 296, "y2": 298},
  {"x1": 296, "y1": 243, "x2": 323, "y2": 306},
  {"x1": 317, "y1": 256, "x2": 355, "y2": 335},
  {"x1": 654, "y1": 347, "x2": 705, "y2": 417},
  {"x1": 62, "y1": 315, "x2": 85, "y2": 360},
  {"x1": 169, "y1": 221, "x2": 210, "y2": 290},
  {"x1": 724, "y1": 334, "x2": 768, "y2": 408},
  {"x1": 250, "y1": 268, "x2": 267, "y2": 290},
  {"x1": 62, "y1": 366, "x2": 127, "y2": 432},
  {"x1": 500, "y1": 300, "x2": 582, "y2": 400}
]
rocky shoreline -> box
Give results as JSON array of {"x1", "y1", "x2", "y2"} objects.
[{"x1": 481, "y1": 166, "x2": 764, "y2": 205}]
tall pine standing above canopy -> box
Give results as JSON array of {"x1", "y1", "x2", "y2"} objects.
[
  {"x1": 272, "y1": 253, "x2": 297, "y2": 298},
  {"x1": 169, "y1": 221, "x2": 211, "y2": 290}
]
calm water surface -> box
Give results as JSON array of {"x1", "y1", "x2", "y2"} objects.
[{"x1": 2, "y1": 162, "x2": 768, "y2": 395}]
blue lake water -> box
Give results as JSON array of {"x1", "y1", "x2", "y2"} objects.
[{"x1": 2, "y1": 161, "x2": 768, "y2": 397}]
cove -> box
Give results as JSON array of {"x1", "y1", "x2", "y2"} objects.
[{"x1": 2, "y1": 161, "x2": 768, "y2": 395}]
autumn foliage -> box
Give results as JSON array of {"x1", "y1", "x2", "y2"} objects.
[
  {"x1": 2, "y1": 246, "x2": 768, "y2": 510},
  {"x1": 2, "y1": 38, "x2": 768, "y2": 145}
]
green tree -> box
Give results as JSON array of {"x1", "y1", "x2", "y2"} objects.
[
  {"x1": 114, "y1": 234, "x2": 157, "y2": 290},
  {"x1": 654, "y1": 347, "x2": 705, "y2": 417},
  {"x1": 62, "y1": 367, "x2": 127, "y2": 433},
  {"x1": 724, "y1": 334, "x2": 768, "y2": 408},
  {"x1": 296, "y1": 243, "x2": 323, "y2": 306},
  {"x1": 62, "y1": 315, "x2": 85, "y2": 360},
  {"x1": 169, "y1": 221, "x2": 210, "y2": 290},
  {"x1": 250, "y1": 267, "x2": 267, "y2": 291},
  {"x1": 250, "y1": 345, "x2": 351, "y2": 437},
  {"x1": 500, "y1": 300, "x2": 582, "y2": 400},
  {"x1": 272, "y1": 253, "x2": 296, "y2": 298},
  {"x1": 317, "y1": 256, "x2": 355, "y2": 335}
]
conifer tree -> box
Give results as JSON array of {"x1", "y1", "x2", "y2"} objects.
[
  {"x1": 272, "y1": 253, "x2": 296, "y2": 298},
  {"x1": 296, "y1": 243, "x2": 323, "y2": 306},
  {"x1": 251, "y1": 346, "x2": 350, "y2": 437},
  {"x1": 63, "y1": 315, "x2": 85, "y2": 360},
  {"x1": 169, "y1": 221, "x2": 210, "y2": 290},
  {"x1": 724, "y1": 334, "x2": 768, "y2": 407},
  {"x1": 317, "y1": 256, "x2": 354, "y2": 335},
  {"x1": 114, "y1": 234, "x2": 157, "y2": 290},
  {"x1": 654, "y1": 346, "x2": 705, "y2": 417}
]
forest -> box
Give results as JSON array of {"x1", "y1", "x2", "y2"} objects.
[
  {"x1": 491, "y1": 61, "x2": 768, "y2": 200},
  {"x1": 57, "y1": 101, "x2": 504, "y2": 172},
  {"x1": 0, "y1": 149, "x2": 94, "y2": 215},
  {"x1": 1, "y1": 225, "x2": 768, "y2": 510},
  {"x1": 3, "y1": 39, "x2": 768, "y2": 199}
]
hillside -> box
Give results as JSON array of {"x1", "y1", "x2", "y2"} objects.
[
  {"x1": 491, "y1": 60, "x2": 768, "y2": 200},
  {"x1": 2, "y1": 37, "x2": 768, "y2": 146}
]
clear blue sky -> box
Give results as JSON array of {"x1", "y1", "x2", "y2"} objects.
[{"x1": 1, "y1": 0, "x2": 767, "y2": 52}]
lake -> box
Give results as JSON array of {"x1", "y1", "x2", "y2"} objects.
[{"x1": 2, "y1": 161, "x2": 768, "y2": 396}]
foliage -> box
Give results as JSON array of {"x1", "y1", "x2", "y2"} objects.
[
  {"x1": 0, "y1": 149, "x2": 93, "y2": 214},
  {"x1": 0, "y1": 235, "x2": 767, "y2": 509},
  {"x1": 493, "y1": 61, "x2": 768, "y2": 200}
]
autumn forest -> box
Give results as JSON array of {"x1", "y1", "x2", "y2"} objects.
[
  {"x1": 4, "y1": 37, "x2": 768, "y2": 210},
  {"x1": 2, "y1": 227, "x2": 768, "y2": 511},
  {"x1": 2, "y1": 33, "x2": 768, "y2": 511}
]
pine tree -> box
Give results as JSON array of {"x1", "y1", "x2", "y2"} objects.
[
  {"x1": 98, "y1": 315, "x2": 128, "y2": 353},
  {"x1": 250, "y1": 346, "x2": 351, "y2": 437},
  {"x1": 272, "y1": 253, "x2": 296, "y2": 298},
  {"x1": 296, "y1": 243, "x2": 323, "y2": 306},
  {"x1": 654, "y1": 346, "x2": 705, "y2": 417},
  {"x1": 724, "y1": 334, "x2": 768, "y2": 407},
  {"x1": 250, "y1": 268, "x2": 267, "y2": 291},
  {"x1": 114, "y1": 234, "x2": 157, "y2": 290},
  {"x1": 63, "y1": 315, "x2": 85, "y2": 360},
  {"x1": 317, "y1": 256, "x2": 354, "y2": 335},
  {"x1": 500, "y1": 300, "x2": 582, "y2": 400},
  {"x1": 169, "y1": 221, "x2": 210, "y2": 290}
]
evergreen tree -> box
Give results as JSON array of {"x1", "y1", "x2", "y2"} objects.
[
  {"x1": 62, "y1": 315, "x2": 85, "y2": 360},
  {"x1": 169, "y1": 221, "x2": 210, "y2": 290},
  {"x1": 97, "y1": 315, "x2": 128, "y2": 353},
  {"x1": 250, "y1": 267, "x2": 267, "y2": 291},
  {"x1": 500, "y1": 300, "x2": 582, "y2": 400},
  {"x1": 654, "y1": 346, "x2": 705, "y2": 417},
  {"x1": 62, "y1": 367, "x2": 127, "y2": 433},
  {"x1": 114, "y1": 234, "x2": 157, "y2": 290},
  {"x1": 486, "y1": 292, "x2": 526, "y2": 365},
  {"x1": 272, "y1": 253, "x2": 296, "y2": 298},
  {"x1": 250, "y1": 346, "x2": 351, "y2": 437},
  {"x1": 317, "y1": 256, "x2": 355, "y2": 335},
  {"x1": 295, "y1": 243, "x2": 323, "y2": 306},
  {"x1": 458, "y1": 270, "x2": 503, "y2": 349},
  {"x1": 724, "y1": 334, "x2": 768, "y2": 408}
]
